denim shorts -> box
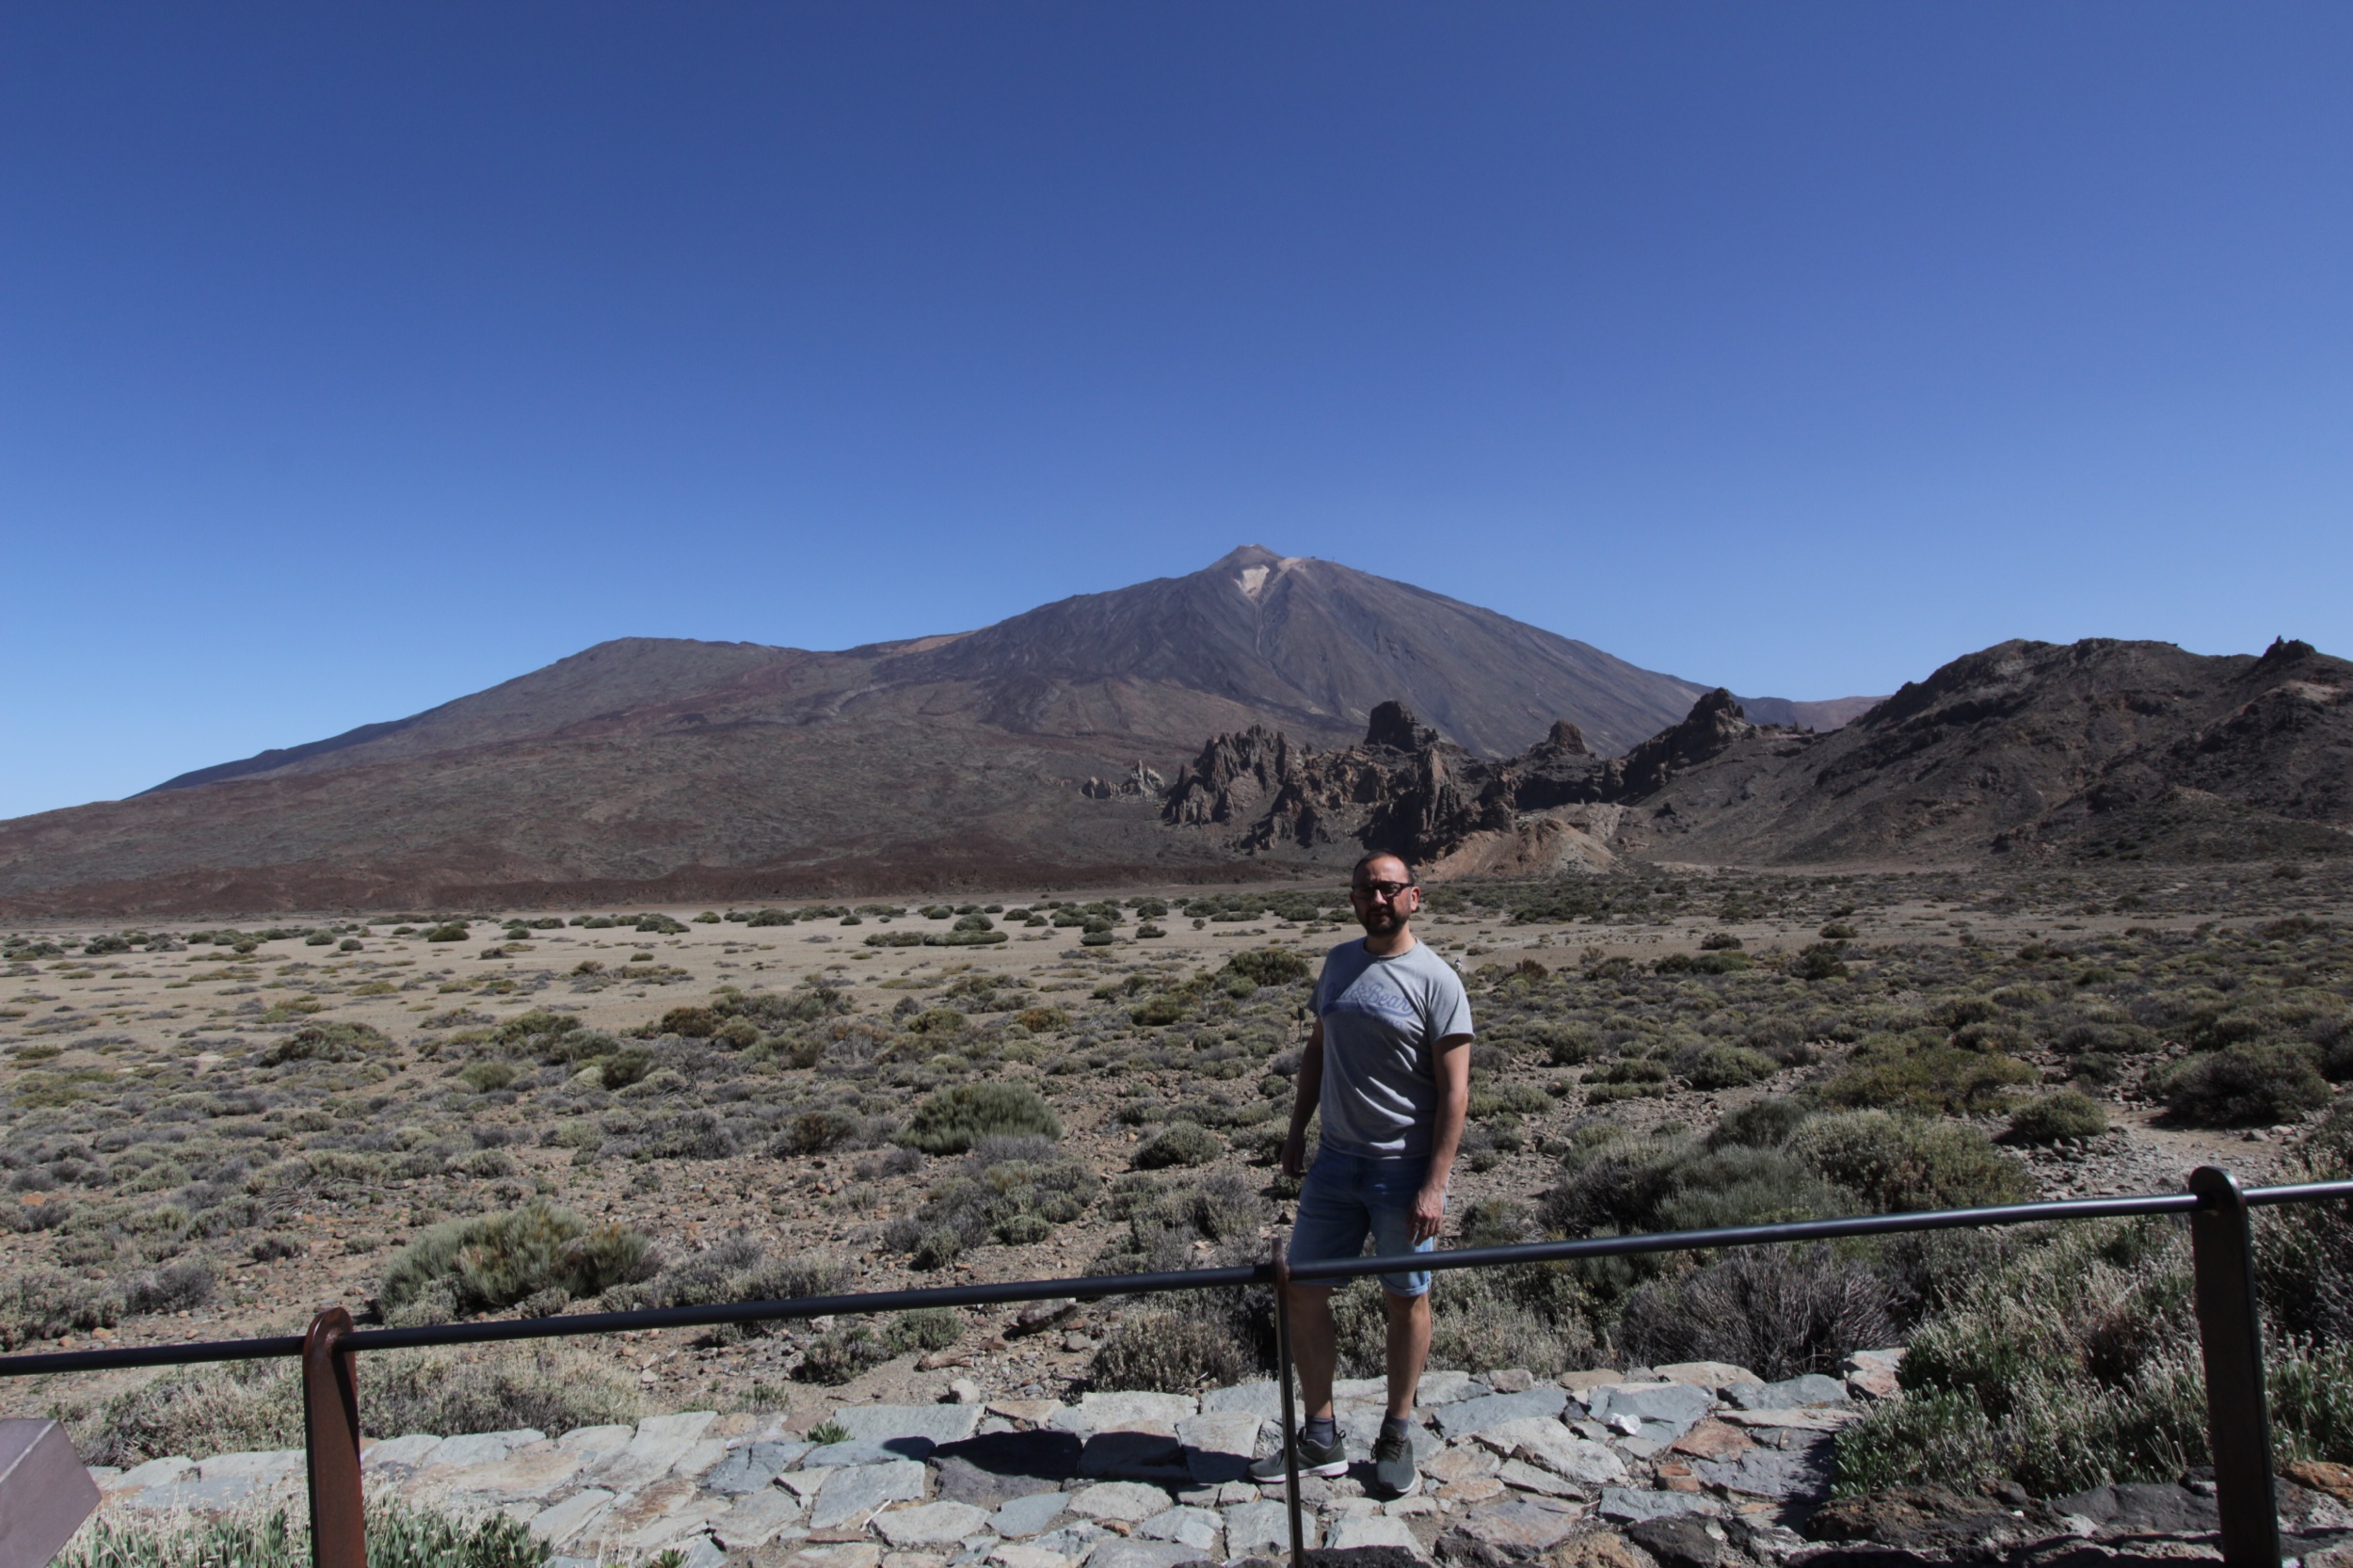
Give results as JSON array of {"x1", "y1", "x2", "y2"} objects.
[{"x1": 1289, "y1": 1146, "x2": 1438, "y2": 1297}]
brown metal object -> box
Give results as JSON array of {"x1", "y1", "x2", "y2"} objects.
[
  {"x1": 2187, "y1": 1167, "x2": 2281, "y2": 1568},
  {"x1": 0, "y1": 1419, "x2": 101, "y2": 1568},
  {"x1": 302, "y1": 1306, "x2": 365, "y2": 1568},
  {"x1": 1273, "y1": 1238, "x2": 1305, "y2": 1568}
]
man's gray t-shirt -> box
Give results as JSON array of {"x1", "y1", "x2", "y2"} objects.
[{"x1": 1312, "y1": 938, "x2": 1474, "y2": 1159}]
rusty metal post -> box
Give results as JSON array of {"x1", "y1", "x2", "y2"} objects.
[
  {"x1": 303, "y1": 1307, "x2": 365, "y2": 1568},
  {"x1": 1272, "y1": 1239, "x2": 1305, "y2": 1568},
  {"x1": 2187, "y1": 1167, "x2": 2281, "y2": 1568}
]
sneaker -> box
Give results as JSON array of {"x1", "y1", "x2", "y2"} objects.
[
  {"x1": 1248, "y1": 1424, "x2": 1349, "y2": 1481},
  {"x1": 1369, "y1": 1424, "x2": 1419, "y2": 1497}
]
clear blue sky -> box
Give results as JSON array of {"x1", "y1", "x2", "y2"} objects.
[{"x1": 6, "y1": 5, "x2": 2350, "y2": 820}]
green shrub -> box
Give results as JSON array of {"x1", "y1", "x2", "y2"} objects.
[
  {"x1": 457, "y1": 1061, "x2": 519, "y2": 1094},
  {"x1": 1090, "y1": 1310, "x2": 1250, "y2": 1392},
  {"x1": 1816, "y1": 1040, "x2": 2037, "y2": 1115},
  {"x1": 0, "y1": 1267, "x2": 121, "y2": 1349},
  {"x1": 80, "y1": 1344, "x2": 638, "y2": 1465},
  {"x1": 900, "y1": 1083, "x2": 1061, "y2": 1154},
  {"x1": 1831, "y1": 1219, "x2": 2222, "y2": 1498},
  {"x1": 597, "y1": 1047, "x2": 653, "y2": 1090},
  {"x1": 1684, "y1": 1044, "x2": 1777, "y2": 1090},
  {"x1": 379, "y1": 1202, "x2": 654, "y2": 1317},
  {"x1": 1225, "y1": 948, "x2": 1310, "y2": 987},
  {"x1": 885, "y1": 1307, "x2": 964, "y2": 1353},
  {"x1": 2154, "y1": 1043, "x2": 2330, "y2": 1127},
  {"x1": 796, "y1": 1325, "x2": 888, "y2": 1384},
  {"x1": 658, "y1": 1006, "x2": 720, "y2": 1037},
  {"x1": 2007, "y1": 1090, "x2": 2109, "y2": 1144},
  {"x1": 424, "y1": 922, "x2": 470, "y2": 943},
  {"x1": 1790, "y1": 1112, "x2": 2030, "y2": 1213},
  {"x1": 1134, "y1": 1121, "x2": 1221, "y2": 1169},
  {"x1": 1707, "y1": 1096, "x2": 1811, "y2": 1150}
]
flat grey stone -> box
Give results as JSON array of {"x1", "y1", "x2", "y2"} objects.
[
  {"x1": 1067, "y1": 1481, "x2": 1175, "y2": 1524},
  {"x1": 196, "y1": 1449, "x2": 303, "y2": 1482},
  {"x1": 1137, "y1": 1506, "x2": 1220, "y2": 1551},
  {"x1": 990, "y1": 1492, "x2": 1071, "y2": 1539},
  {"x1": 528, "y1": 1488, "x2": 616, "y2": 1546},
  {"x1": 1331, "y1": 1378, "x2": 1389, "y2": 1401},
  {"x1": 991, "y1": 1547, "x2": 1077, "y2": 1568},
  {"x1": 1080, "y1": 1539, "x2": 1211, "y2": 1568},
  {"x1": 361, "y1": 1436, "x2": 441, "y2": 1471},
  {"x1": 1497, "y1": 1460, "x2": 1577, "y2": 1497},
  {"x1": 808, "y1": 1459, "x2": 929, "y2": 1530},
  {"x1": 1415, "y1": 1371, "x2": 1485, "y2": 1407},
  {"x1": 114, "y1": 1457, "x2": 195, "y2": 1490},
  {"x1": 1174, "y1": 1413, "x2": 1260, "y2": 1484},
  {"x1": 639, "y1": 1412, "x2": 720, "y2": 1444},
  {"x1": 1597, "y1": 1488, "x2": 1722, "y2": 1523},
  {"x1": 556, "y1": 1424, "x2": 636, "y2": 1459},
  {"x1": 1454, "y1": 1497, "x2": 1584, "y2": 1552},
  {"x1": 1051, "y1": 1394, "x2": 1197, "y2": 1438},
  {"x1": 1079, "y1": 1432, "x2": 1187, "y2": 1481},
  {"x1": 875, "y1": 1500, "x2": 994, "y2": 1546},
  {"x1": 1587, "y1": 1384, "x2": 1713, "y2": 1432},
  {"x1": 1692, "y1": 1433, "x2": 1835, "y2": 1500},
  {"x1": 706, "y1": 1440, "x2": 811, "y2": 1495},
  {"x1": 833, "y1": 1403, "x2": 984, "y2": 1448},
  {"x1": 710, "y1": 1487, "x2": 808, "y2": 1550},
  {"x1": 1326, "y1": 1514, "x2": 1423, "y2": 1553},
  {"x1": 1469, "y1": 1418, "x2": 1625, "y2": 1486},
  {"x1": 1651, "y1": 1362, "x2": 1760, "y2": 1392},
  {"x1": 1431, "y1": 1388, "x2": 1569, "y2": 1440},
  {"x1": 424, "y1": 1431, "x2": 542, "y2": 1468},
  {"x1": 1198, "y1": 1383, "x2": 1281, "y2": 1419},
  {"x1": 131, "y1": 1476, "x2": 254, "y2": 1512},
  {"x1": 1029, "y1": 1523, "x2": 1112, "y2": 1560},
  {"x1": 1752, "y1": 1374, "x2": 1849, "y2": 1409},
  {"x1": 1223, "y1": 1498, "x2": 1320, "y2": 1557},
  {"x1": 674, "y1": 1534, "x2": 728, "y2": 1568},
  {"x1": 805, "y1": 1440, "x2": 917, "y2": 1468}
]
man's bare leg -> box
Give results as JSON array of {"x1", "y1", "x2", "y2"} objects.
[
  {"x1": 1385, "y1": 1288, "x2": 1432, "y2": 1422},
  {"x1": 1290, "y1": 1283, "x2": 1339, "y2": 1420}
]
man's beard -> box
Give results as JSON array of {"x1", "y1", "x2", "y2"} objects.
[{"x1": 1359, "y1": 907, "x2": 1408, "y2": 936}]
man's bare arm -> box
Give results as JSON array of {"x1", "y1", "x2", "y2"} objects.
[
  {"x1": 1281, "y1": 1018, "x2": 1324, "y2": 1177},
  {"x1": 1410, "y1": 1033, "x2": 1473, "y2": 1242}
]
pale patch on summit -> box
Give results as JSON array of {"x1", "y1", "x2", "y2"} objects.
[{"x1": 1234, "y1": 556, "x2": 1305, "y2": 602}]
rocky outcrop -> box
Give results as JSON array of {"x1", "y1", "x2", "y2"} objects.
[
  {"x1": 1160, "y1": 694, "x2": 1762, "y2": 870},
  {"x1": 1080, "y1": 763, "x2": 1168, "y2": 801}
]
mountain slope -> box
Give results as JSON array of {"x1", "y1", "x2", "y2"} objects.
[{"x1": 6, "y1": 547, "x2": 1865, "y2": 914}]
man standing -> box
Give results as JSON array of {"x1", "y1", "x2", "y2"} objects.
[{"x1": 1251, "y1": 852, "x2": 1473, "y2": 1498}]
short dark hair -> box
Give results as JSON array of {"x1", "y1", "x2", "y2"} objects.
[{"x1": 1352, "y1": 852, "x2": 1417, "y2": 886}]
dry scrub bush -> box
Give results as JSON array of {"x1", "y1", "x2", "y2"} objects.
[
  {"x1": 56, "y1": 1498, "x2": 547, "y2": 1568},
  {"x1": 379, "y1": 1201, "x2": 655, "y2": 1321},
  {"x1": 899, "y1": 1083, "x2": 1060, "y2": 1154},
  {"x1": 75, "y1": 1343, "x2": 640, "y2": 1466},
  {"x1": 2153, "y1": 1042, "x2": 2331, "y2": 1127},
  {"x1": 1618, "y1": 1244, "x2": 1898, "y2": 1381}
]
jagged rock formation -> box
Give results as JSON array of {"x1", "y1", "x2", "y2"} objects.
[
  {"x1": 1161, "y1": 635, "x2": 2353, "y2": 871},
  {"x1": 1160, "y1": 693, "x2": 1768, "y2": 872},
  {"x1": 1080, "y1": 762, "x2": 1167, "y2": 801}
]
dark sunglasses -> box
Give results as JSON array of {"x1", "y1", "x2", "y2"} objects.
[{"x1": 1351, "y1": 880, "x2": 1415, "y2": 899}]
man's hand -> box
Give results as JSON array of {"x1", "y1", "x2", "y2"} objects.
[
  {"x1": 1410, "y1": 1181, "x2": 1446, "y2": 1244},
  {"x1": 1280, "y1": 1130, "x2": 1307, "y2": 1179}
]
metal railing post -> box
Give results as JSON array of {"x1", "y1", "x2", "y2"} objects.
[
  {"x1": 1272, "y1": 1238, "x2": 1305, "y2": 1568},
  {"x1": 2187, "y1": 1167, "x2": 2280, "y2": 1568},
  {"x1": 302, "y1": 1307, "x2": 365, "y2": 1568}
]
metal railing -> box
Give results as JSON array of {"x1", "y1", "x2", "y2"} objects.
[{"x1": 6, "y1": 1166, "x2": 2349, "y2": 1568}]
